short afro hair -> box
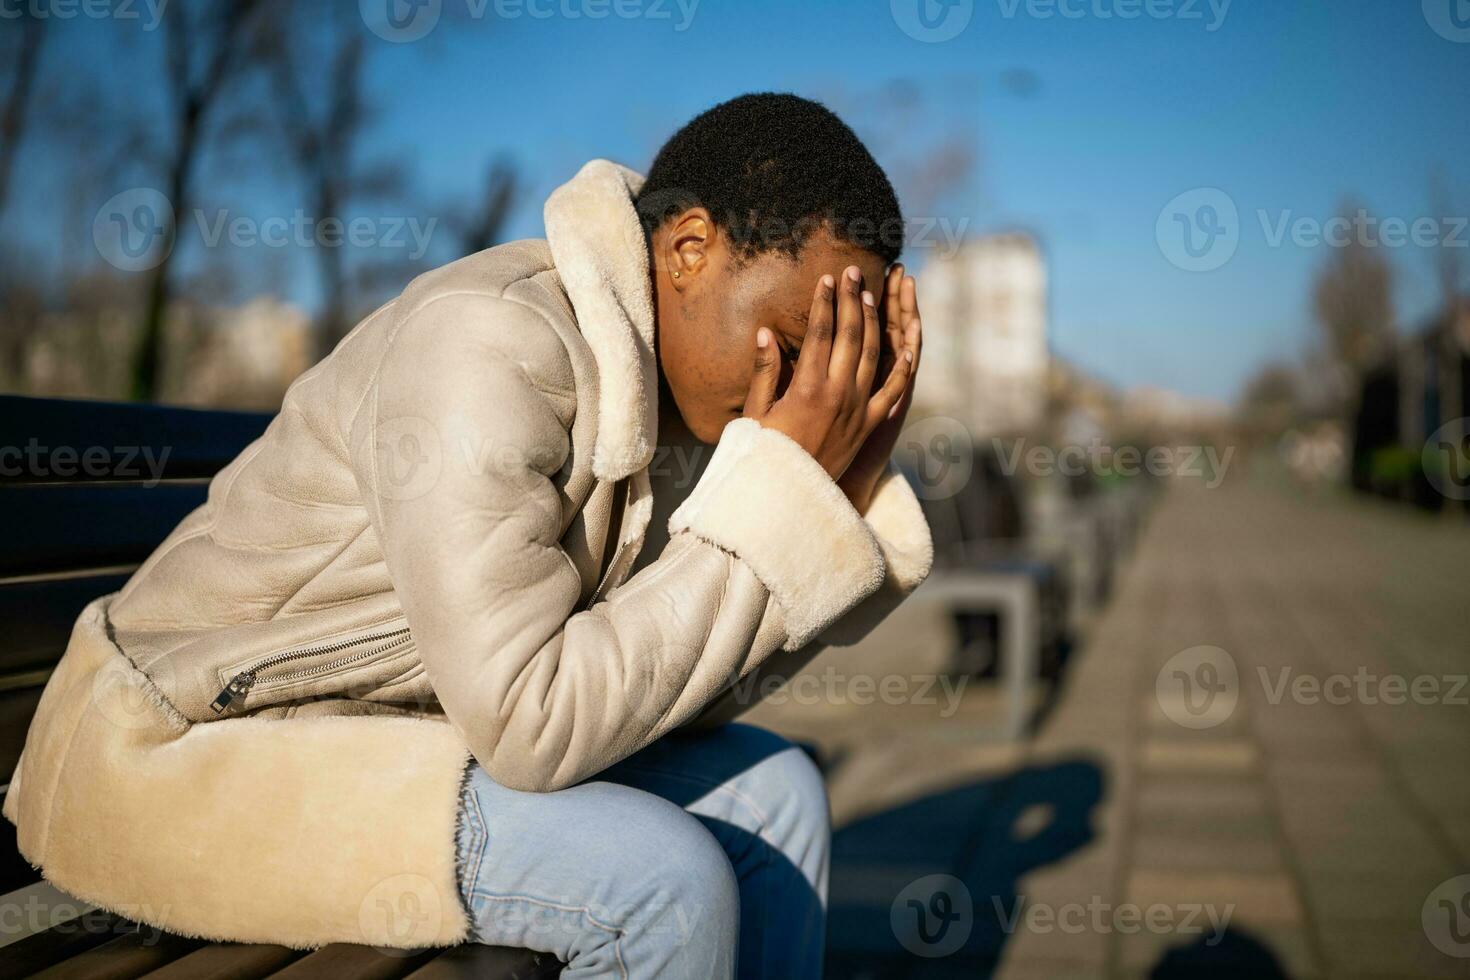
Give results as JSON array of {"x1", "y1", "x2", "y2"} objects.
[{"x1": 635, "y1": 93, "x2": 904, "y2": 265}]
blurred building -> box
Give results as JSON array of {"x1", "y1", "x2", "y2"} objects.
[
  {"x1": 16, "y1": 296, "x2": 312, "y2": 411},
  {"x1": 174, "y1": 297, "x2": 313, "y2": 410},
  {"x1": 915, "y1": 233, "x2": 1049, "y2": 437}
]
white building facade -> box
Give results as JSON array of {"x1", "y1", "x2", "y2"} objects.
[{"x1": 914, "y1": 232, "x2": 1049, "y2": 437}]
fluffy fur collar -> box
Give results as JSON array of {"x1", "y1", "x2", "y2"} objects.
[{"x1": 543, "y1": 160, "x2": 658, "y2": 481}]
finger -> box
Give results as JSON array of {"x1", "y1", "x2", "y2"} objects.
[
  {"x1": 901, "y1": 274, "x2": 922, "y2": 368},
  {"x1": 743, "y1": 327, "x2": 781, "y2": 417},
  {"x1": 854, "y1": 286, "x2": 881, "y2": 397},
  {"x1": 827, "y1": 265, "x2": 865, "y2": 384},
  {"x1": 888, "y1": 276, "x2": 923, "y2": 420},
  {"x1": 794, "y1": 274, "x2": 835, "y2": 385},
  {"x1": 867, "y1": 345, "x2": 915, "y2": 426},
  {"x1": 883, "y1": 264, "x2": 905, "y2": 350}
]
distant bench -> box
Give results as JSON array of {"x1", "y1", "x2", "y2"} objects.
[{"x1": 0, "y1": 395, "x2": 558, "y2": 978}]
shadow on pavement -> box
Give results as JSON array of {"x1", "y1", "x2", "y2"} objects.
[
  {"x1": 1148, "y1": 927, "x2": 1291, "y2": 979},
  {"x1": 825, "y1": 757, "x2": 1105, "y2": 978}
]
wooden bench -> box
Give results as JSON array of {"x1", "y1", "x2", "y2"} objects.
[{"x1": 0, "y1": 395, "x2": 559, "y2": 978}]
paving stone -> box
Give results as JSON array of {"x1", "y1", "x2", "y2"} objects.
[
  {"x1": 1316, "y1": 917, "x2": 1468, "y2": 979},
  {"x1": 1131, "y1": 830, "x2": 1286, "y2": 873},
  {"x1": 1140, "y1": 738, "x2": 1259, "y2": 774},
  {"x1": 1301, "y1": 867, "x2": 1455, "y2": 925},
  {"x1": 1124, "y1": 869, "x2": 1303, "y2": 926}
]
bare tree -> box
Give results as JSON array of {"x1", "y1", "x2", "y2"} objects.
[
  {"x1": 1312, "y1": 202, "x2": 1394, "y2": 409},
  {"x1": 454, "y1": 157, "x2": 520, "y2": 256},
  {"x1": 1429, "y1": 171, "x2": 1463, "y2": 313},
  {"x1": 265, "y1": 9, "x2": 367, "y2": 355},
  {"x1": 1237, "y1": 362, "x2": 1301, "y2": 444},
  {"x1": 0, "y1": 10, "x2": 45, "y2": 228},
  {"x1": 129, "y1": 0, "x2": 267, "y2": 401}
]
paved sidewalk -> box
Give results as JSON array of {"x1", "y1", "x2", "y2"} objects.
[{"x1": 749, "y1": 477, "x2": 1470, "y2": 979}]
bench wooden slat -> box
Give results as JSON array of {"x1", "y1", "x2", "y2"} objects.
[
  {"x1": 266, "y1": 945, "x2": 440, "y2": 979},
  {"x1": 136, "y1": 941, "x2": 303, "y2": 979},
  {"x1": 0, "y1": 812, "x2": 37, "y2": 894},
  {"x1": 0, "y1": 570, "x2": 134, "y2": 674},
  {"x1": 0, "y1": 395, "x2": 270, "y2": 486},
  {"x1": 0, "y1": 483, "x2": 209, "y2": 577},
  {"x1": 404, "y1": 945, "x2": 563, "y2": 979},
  {"x1": 29, "y1": 927, "x2": 206, "y2": 979},
  {"x1": 0, "y1": 911, "x2": 128, "y2": 976}
]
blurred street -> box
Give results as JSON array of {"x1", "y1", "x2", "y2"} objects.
[{"x1": 751, "y1": 476, "x2": 1470, "y2": 979}]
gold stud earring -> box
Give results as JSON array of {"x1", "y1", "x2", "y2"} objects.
[{"x1": 672, "y1": 271, "x2": 681, "y2": 279}]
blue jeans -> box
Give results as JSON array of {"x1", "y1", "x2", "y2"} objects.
[{"x1": 455, "y1": 723, "x2": 830, "y2": 978}]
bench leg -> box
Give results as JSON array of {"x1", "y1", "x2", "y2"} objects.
[{"x1": 1002, "y1": 582, "x2": 1039, "y2": 740}]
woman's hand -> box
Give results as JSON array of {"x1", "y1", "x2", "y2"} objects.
[
  {"x1": 837, "y1": 265, "x2": 923, "y2": 513},
  {"x1": 743, "y1": 264, "x2": 918, "y2": 485}
]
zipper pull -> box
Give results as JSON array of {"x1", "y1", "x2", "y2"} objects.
[{"x1": 211, "y1": 671, "x2": 256, "y2": 714}]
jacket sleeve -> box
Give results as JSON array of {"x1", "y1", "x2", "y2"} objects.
[
  {"x1": 351, "y1": 293, "x2": 889, "y2": 791},
  {"x1": 685, "y1": 464, "x2": 935, "y2": 729}
]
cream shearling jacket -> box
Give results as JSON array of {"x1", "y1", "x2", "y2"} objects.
[{"x1": 5, "y1": 160, "x2": 932, "y2": 949}]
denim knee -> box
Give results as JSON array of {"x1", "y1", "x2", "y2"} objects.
[{"x1": 611, "y1": 787, "x2": 741, "y2": 947}]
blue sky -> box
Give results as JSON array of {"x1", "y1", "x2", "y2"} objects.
[{"x1": 19, "y1": 0, "x2": 1470, "y2": 403}]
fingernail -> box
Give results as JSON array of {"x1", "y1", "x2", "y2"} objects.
[
  {"x1": 888, "y1": 403, "x2": 901, "y2": 420},
  {"x1": 904, "y1": 350, "x2": 914, "y2": 363},
  {"x1": 846, "y1": 266, "x2": 861, "y2": 283},
  {"x1": 862, "y1": 291, "x2": 875, "y2": 307},
  {"x1": 756, "y1": 328, "x2": 770, "y2": 348},
  {"x1": 820, "y1": 274, "x2": 835, "y2": 290}
]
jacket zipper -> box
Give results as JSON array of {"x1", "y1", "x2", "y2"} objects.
[
  {"x1": 588, "y1": 541, "x2": 628, "y2": 607},
  {"x1": 210, "y1": 626, "x2": 411, "y2": 714}
]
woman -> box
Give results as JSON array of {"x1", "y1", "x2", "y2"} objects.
[{"x1": 7, "y1": 93, "x2": 932, "y2": 978}]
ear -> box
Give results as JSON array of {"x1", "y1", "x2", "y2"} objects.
[{"x1": 662, "y1": 207, "x2": 714, "y2": 290}]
